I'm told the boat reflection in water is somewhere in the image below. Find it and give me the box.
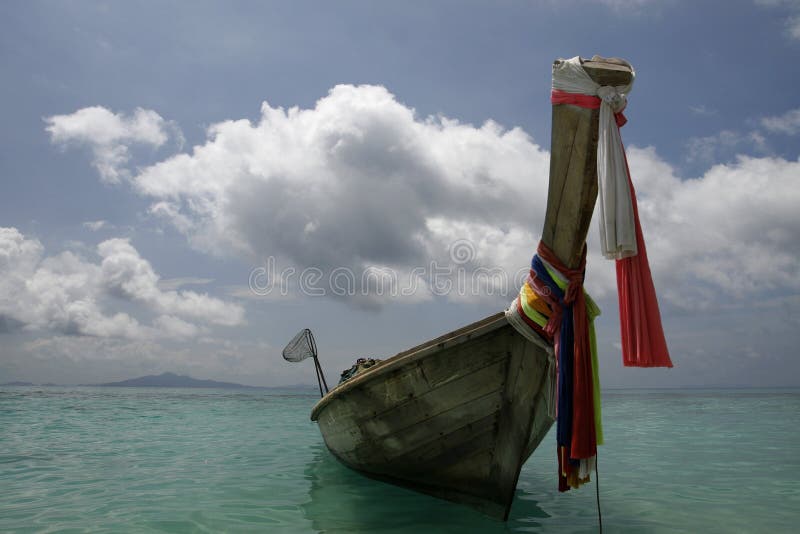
[301,445,551,532]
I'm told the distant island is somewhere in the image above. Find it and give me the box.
[91,372,259,389]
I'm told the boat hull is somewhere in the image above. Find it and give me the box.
[310,313,555,520]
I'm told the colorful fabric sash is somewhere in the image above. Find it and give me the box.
[508,241,602,490]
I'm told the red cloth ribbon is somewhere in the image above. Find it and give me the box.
[616,150,672,367]
[551,89,628,127]
[550,89,672,369]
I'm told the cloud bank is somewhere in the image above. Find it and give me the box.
[132,84,551,305]
[0,227,244,339]
[47,86,800,312]
[45,106,182,184]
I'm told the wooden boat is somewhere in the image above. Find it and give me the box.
[310,312,555,520]
[307,57,634,520]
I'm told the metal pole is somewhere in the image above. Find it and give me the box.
[313,359,324,398]
[307,331,329,394]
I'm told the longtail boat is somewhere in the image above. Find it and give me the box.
[289,57,645,520]
[310,312,554,519]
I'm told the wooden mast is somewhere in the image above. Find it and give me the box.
[540,57,634,269]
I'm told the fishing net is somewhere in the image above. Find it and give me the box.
[282,328,315,362]
[283,328,329,395]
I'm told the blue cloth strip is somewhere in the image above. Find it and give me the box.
[531,255,574,456]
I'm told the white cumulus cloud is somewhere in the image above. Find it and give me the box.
[52,85,800,313]
[97,238,243,326]
[132,84,550,305]
[0,227,244,339]
[761,107,800,135]
[623,148,800,307]
[45,106,182,184]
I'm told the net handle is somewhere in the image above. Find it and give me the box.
[306,330,329,396]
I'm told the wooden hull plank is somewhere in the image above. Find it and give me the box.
[364,390,503,462]
[319,357,506,457]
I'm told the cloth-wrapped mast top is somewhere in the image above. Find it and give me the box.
[552,56,637,260]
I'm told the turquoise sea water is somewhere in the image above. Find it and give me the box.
[1,386,798,533]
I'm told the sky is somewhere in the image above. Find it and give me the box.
[1,0,799,388]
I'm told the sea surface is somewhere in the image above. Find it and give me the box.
[1,386,798,533]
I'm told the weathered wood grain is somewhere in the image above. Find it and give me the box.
[311,313,508,420]
[378,393,501,462]
[542,57,633,268]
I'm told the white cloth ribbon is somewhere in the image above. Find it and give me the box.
[552,57,637,260]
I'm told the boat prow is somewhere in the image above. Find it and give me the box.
[310,312,555,519]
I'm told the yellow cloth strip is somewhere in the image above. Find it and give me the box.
[522,282,552,315]
[520,284,549,327]
[589,321,603,445]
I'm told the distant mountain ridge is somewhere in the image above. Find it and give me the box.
[93,372,259,389]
